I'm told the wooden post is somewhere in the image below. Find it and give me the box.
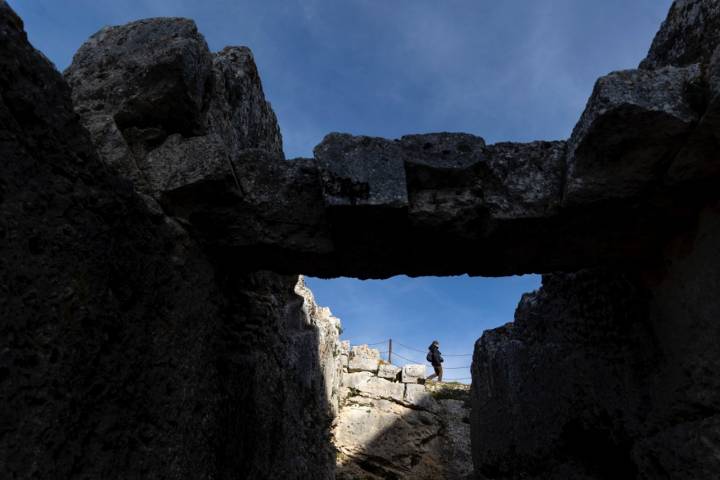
[388,338,392,364]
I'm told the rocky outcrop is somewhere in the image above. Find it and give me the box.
[0,5,334,479]
[333,344,473,479]
[564,63,701,205]
[64,18,282,198]
[469,3,720,478]
[640,0,720,70]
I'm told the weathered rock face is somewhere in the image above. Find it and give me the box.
[469,3,720,478]
[471,271,658,479]
[638,0,720,189]
[55,5,720,281]
[64,18,282,198]
[63,17,335,273]
[158,123,713,278]
[564,63,701,205]
[0,5,334,479]
[294,276,343,416]
[640,0,720,70]
[59,16,718,279]
[471,205,720,479]
[633,204,720,479]
[333,345,473,479]
[207,273,337,480]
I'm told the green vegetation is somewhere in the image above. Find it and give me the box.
[427,382,471,404]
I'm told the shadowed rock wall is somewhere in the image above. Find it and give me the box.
[0,5,334,479]
[472,270,658,479]
[470,2,720,478]
[471,205,720,479]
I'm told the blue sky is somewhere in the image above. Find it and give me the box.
[14,0,674,381]
[305,275,541,381]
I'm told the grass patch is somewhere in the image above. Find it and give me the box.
[427,382,471,403]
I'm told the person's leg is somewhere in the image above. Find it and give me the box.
[427,370,437,380]
[437,365,443,382]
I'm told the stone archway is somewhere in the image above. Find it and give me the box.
[1,1,719,478]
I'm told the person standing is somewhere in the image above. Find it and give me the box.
[426,340,444,382]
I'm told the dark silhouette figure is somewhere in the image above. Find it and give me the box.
[426,340,444,382]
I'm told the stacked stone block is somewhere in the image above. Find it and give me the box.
[339,344,432,406]
[333,343,473,479]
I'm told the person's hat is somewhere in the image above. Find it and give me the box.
[432,340,439,345]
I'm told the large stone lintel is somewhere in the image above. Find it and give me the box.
[64,11,720,280]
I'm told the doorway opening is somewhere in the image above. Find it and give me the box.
[306,274,540,383]
[302,274,540,479]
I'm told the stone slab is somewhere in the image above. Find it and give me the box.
[401,364,426,383]
[377,363,401,380]
[342,371,373,389]
[348,356,379,373]
[357,377,405,402]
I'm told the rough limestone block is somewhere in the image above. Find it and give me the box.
[338,386,351,403]
[350,344,380,359]
[564,64,701,205]
[357,377,405,402]
[315,132,487,209]
[404,383,426,402]
[401,364,426,383]
[377,363,401,380]
[342,371,373,389]
[404,384,439,411]
[404,383,427,403]
[348,344,380,372]
[340,354,349,369]
[314,133,408,207]
[348,356,379,373]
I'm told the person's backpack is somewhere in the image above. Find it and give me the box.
[426,351,433,362]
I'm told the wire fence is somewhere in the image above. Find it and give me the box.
[394,341,473,357]
[344,338,474,382]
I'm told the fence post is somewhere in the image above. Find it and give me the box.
[388,338,392,364]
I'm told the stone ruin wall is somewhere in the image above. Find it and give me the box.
[334,343,473,480]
